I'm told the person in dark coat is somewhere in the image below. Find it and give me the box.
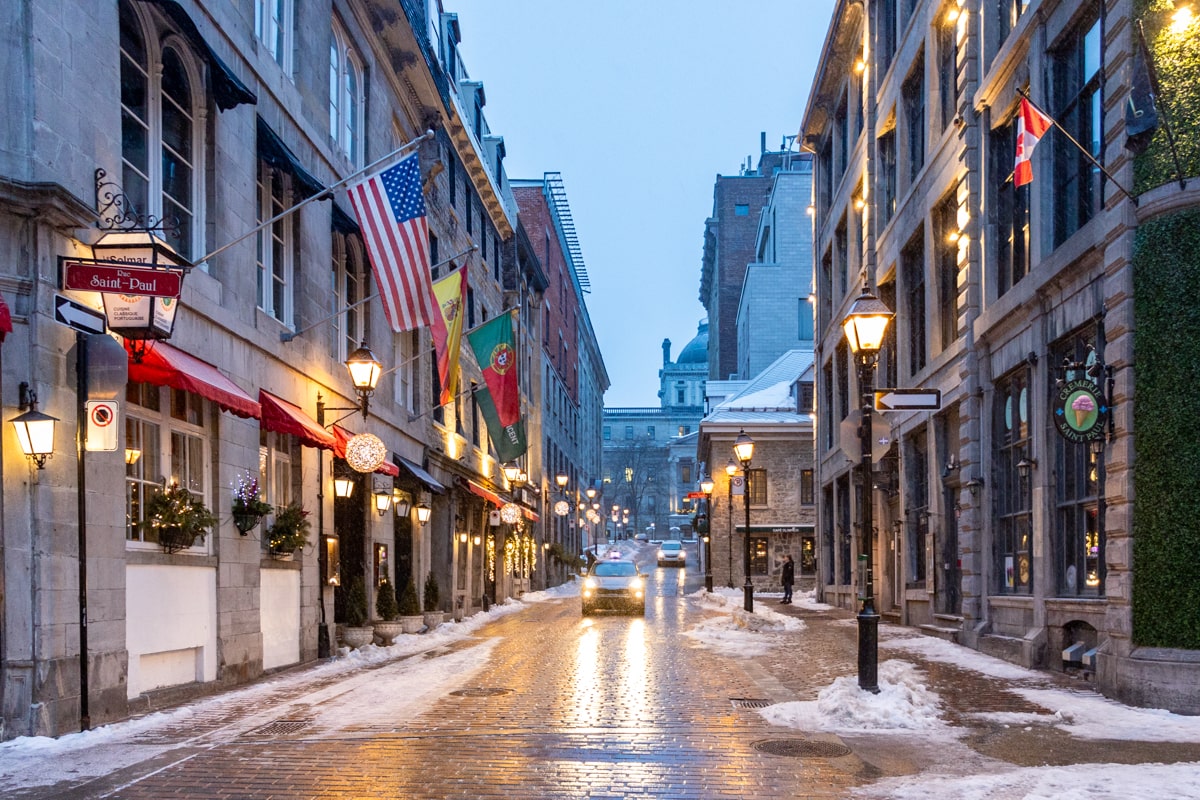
[781,555,795,604]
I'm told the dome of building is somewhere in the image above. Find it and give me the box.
[676,321,708,365]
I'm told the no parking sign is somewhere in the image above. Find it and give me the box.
[85,400,119,452]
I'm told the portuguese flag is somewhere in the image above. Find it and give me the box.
[466,310,527,462]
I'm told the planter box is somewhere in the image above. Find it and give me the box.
[423,611,443,631]
[400,615,425,635]
[372,620,404,645]
[339,625,374,649]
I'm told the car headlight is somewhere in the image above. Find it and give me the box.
[657,550,665,559]
[583,577,597,589]
[630,577,644,590]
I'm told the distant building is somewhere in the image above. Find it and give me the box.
[602,322,708,537]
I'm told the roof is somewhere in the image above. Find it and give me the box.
[676,321,708,364]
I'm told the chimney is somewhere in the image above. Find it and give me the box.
[761,131,767,154]
[662,338,672,366]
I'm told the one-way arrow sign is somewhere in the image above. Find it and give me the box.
[875,388,942,411]
[54,294,106,335]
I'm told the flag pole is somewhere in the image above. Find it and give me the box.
[281,246,475,343]
[1017,89,1138,205]
[1136,21,1187,191]
[195,129,436,269]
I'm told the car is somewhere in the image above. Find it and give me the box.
[581,559,645,615]
[657,539,686,568]
[634,532,648,542]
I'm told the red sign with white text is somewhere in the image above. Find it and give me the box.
[63,261,181,298]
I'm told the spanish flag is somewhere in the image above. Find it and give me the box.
[431,265,467,407]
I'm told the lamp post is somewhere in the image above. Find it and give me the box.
[700,474,714,592]
[733,429,755,612]
[842,284,894,694]
[725,458,737,588]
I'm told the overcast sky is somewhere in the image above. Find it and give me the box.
[447,0,837,406]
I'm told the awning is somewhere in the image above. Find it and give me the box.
[521,506,539,522]
[396,455,446,494]
[462,478,502,507]
[127,340,260,419]
[331,425,400,476]
[259,390,335,450]
[144,1,256,111]
[257,116,325,200]
[0,295,11,343]
[331,200,360,234]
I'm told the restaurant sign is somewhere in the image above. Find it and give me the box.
[63,260,181,298]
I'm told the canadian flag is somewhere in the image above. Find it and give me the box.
[1014,97,1054,187]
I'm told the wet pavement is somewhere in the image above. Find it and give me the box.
[8,541,1200,799]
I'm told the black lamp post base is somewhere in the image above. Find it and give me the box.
[317,622,331,659]
[743,581,754,613]
[705,574,713,592]
[856,601,880,693]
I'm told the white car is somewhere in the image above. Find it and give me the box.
[581,559,645,615]
[657,540,686,568]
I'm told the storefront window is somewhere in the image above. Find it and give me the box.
[993,367,1033,592]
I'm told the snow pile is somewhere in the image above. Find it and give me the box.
[759,660,953,736]
[882,634,1039,680]
[1002,688,1200,743]
[690,588,805,631]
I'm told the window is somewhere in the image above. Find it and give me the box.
[937,8,958,133]
[125,382,210,551]
[255,0,292,72]
[905,432,929,583]
[257,161,296,324]
[798,297,815,340]
[1051,3,1103,246]
[258,430,297,542]
[734,204,750,216]
[329,21,363,165]
[902,231,926,376]
[999,0,1031,48]
[625,425,634,440]
[676,387,686,404]
[750,537,769,575]
[903,54,926,185]
[994,367,1033,593]
[679,425,691,436]
[119,0,204,260]
[991,114,1030,296]
[878,127,897,226]
[603,426,611,441]
[935,192,960,352]
[1052,328,1104,596]
[429,230,439,277]
[331,233,369,362]
[748,468,768,505]
[800,470,815,505]
[647,425,655,438]
[680,464,691,485]
[877,0,897,74]
[448,156,457,208]
[395,329,418,415]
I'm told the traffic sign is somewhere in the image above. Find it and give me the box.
[54,294,106,335]
[85,400,119,452]
[874,388,942,411]
[63,260,181,298]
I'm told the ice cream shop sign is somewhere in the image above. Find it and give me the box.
[1053,377,1108,443]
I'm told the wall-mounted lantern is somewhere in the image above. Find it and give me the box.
[11,382,58,469]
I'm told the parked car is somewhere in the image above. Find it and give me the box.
[581,559,645,616]
[657,540,686,568]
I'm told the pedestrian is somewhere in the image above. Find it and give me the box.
[781,555,794,604]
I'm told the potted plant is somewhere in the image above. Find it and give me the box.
[372,578,403,645]
[423,571,443,630]
[339,577,373,649]
[231,472,272,534]
[397,576,424,634]
[139,482,218,554]
[266,501,311,558]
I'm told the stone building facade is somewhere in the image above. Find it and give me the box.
[803,0,1200,712]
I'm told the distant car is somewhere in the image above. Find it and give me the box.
[581,559,645,615]
[657,540,686,568]
[634,532,648,542]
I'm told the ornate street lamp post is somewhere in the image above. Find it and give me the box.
[725,459,737,588]
[733,429,755,612]
[842,285,894,693]
[699,474,715,592]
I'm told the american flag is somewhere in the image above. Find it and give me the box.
[347,153,436,332]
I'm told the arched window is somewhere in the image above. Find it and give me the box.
[331,232,370,361]
[329,21,364,165]
[118,0,205,260]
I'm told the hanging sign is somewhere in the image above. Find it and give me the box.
[1053,378,1107,443]
[63,261,181,298]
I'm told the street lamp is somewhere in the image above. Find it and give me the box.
[10,383,58,470]
[555,472,569,490]
[733,429,755,612]
[725,458,737,588]
[699,474,715,592]
[842,284,894,694]
[344,341,382,418]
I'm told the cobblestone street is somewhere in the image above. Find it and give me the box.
[6,545,1200,799]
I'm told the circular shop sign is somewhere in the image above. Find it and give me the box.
[1053,378,1107,442]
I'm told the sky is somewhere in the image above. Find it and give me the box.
[445,0,838,406]
[5,575,1200,797]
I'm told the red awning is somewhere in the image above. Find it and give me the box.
[0,295,11,343]
[259,390,335,450]
[331,425,400,476]
[522,506,539,522]
[463,478,502,507]
[126,340,260,419]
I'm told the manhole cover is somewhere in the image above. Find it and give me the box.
[243,719,312,737]
[731,698,771,709]
[449,687,513,697]
[753,739,853,758]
